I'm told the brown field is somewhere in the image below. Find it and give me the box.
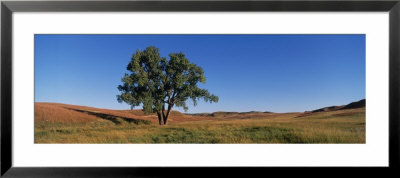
[35,102,366,143]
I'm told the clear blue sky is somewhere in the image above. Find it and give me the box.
[35,34,365,113]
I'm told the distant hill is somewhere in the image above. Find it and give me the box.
[310,99,365,113]
[341,99,366,110]
[35,99,365,125]
[186,110,273,117]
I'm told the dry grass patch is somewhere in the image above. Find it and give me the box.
[35,103,365,144]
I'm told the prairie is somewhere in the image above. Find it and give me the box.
[34,102,365,143]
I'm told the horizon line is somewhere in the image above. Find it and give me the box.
[34,98,365,114]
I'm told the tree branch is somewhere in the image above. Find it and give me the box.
[170,90,178,104]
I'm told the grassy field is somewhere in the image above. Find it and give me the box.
[34,102,365,143]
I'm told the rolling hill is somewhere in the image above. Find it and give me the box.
[310,99,365,113]
[35,99,366,125]
[34,100,366,143]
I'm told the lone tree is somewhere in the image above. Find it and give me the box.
[117,46,218,125]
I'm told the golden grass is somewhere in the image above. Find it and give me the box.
[34,102,365,144]
[35,103,99,124]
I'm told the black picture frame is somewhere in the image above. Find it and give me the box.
[1,0,399,177]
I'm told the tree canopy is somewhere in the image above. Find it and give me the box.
[117,46,218,125]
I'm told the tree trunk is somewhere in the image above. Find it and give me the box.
[156,111,163,125]
[161,105,167,126]
[163,104,173,125]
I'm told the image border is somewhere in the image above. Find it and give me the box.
[1,0,399,177]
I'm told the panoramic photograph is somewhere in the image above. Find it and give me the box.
[34,34,365,143]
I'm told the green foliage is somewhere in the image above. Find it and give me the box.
[117,46,218,124]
